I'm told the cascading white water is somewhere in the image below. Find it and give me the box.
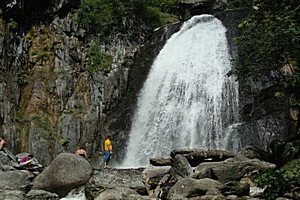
[121,15,240,168]
[60,186,86,200]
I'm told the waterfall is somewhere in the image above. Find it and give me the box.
[121,15,240,168]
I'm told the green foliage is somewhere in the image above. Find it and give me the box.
[138,0,179,16]
[231,0,300,76]
[76,0,179,35]
[16,69,29,86]
[86,42,113,72]
[285,142,300,153]
[254,159,300,199]
[58,137,70,146]
[131,0,180,28]
[229,0,300,109]
[7,18,18,29]
[31,115,52,132]
[227,0,253,9]
[76,0,120,35]
[36,50,47,61]
[142,6,162,29]
[63,108,74,114]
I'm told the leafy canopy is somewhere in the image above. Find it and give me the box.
[76,0,180,36]
[229,0,300,108]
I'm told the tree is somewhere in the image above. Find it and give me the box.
[231,0,300,113]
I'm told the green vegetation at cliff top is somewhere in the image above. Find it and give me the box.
[76,0,179,36]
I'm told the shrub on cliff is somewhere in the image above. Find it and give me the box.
[76,0,179,36]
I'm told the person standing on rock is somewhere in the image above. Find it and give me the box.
[103,135,113,169]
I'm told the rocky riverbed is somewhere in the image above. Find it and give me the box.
[1,146,299,200]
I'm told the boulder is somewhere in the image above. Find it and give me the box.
[0,190,26,200]
[0,170,32,190]
[189,194,227,199]
[237,146,274,163]
[31,153,92,197]
[94,187,153,200]
[0,148,16,165]
[0,151,11,165]
[170,154,193,179]
[152,174,171,199]
[142,166,170,195]
[249,186,265,198]
[167,177,222,199]
[26,189,60,200]
[86,168,146,199]
[171,148,234,166]
[149,158,172,166]
[193,157,276,183]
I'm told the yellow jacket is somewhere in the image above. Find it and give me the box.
[104,139,112,151]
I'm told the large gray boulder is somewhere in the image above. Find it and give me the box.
[193,156,276,183]
[167,177,222,199]
[170,154,193,179]
[86,168,145,199]
[0,190,26,200]
[31,153,92,197]
[0,170,32,190]
[94,187,153,200]
[171,148,234,166]
[143,166,170,196]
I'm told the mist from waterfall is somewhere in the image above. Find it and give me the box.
[121,15,240,168]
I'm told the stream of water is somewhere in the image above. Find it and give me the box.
[121,15,240,168]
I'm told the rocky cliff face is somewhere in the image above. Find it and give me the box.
[0,0,148,166]
[216,10,296,153]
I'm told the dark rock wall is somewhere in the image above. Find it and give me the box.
[216,10,294,152]
[0,0,148,166]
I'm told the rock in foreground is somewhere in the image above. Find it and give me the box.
[32,153,92,197]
